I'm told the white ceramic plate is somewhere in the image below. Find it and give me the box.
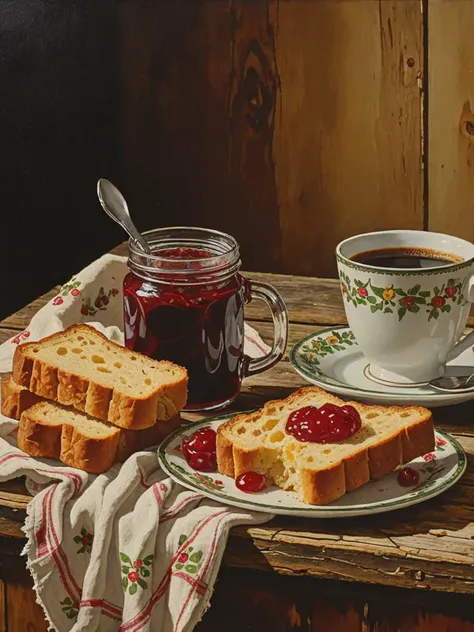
[158,415,466,518]
[290,326,474,407]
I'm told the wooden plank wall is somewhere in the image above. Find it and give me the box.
[428,0,474,239]
[115,0,474,277]
[116,0,423,278]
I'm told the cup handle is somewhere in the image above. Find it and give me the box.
[446,276,474,363]
[242,280,289,377]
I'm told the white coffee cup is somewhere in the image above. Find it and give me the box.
[336,230,474,386]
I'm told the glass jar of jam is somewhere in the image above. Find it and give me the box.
[123,227,288,411]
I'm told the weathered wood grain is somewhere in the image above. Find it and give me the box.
[4,573,48,632]
[269,0,423,277]
[115,0,423,278]
[428,0,474,241]
[0,329,22,347]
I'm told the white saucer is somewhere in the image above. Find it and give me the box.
[290,326,474,407]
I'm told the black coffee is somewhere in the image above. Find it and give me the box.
[350,247,464,269]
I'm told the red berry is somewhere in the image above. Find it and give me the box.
[186,428,216,453]
[128,571,139,582]
[445,286,457,297]
[357,287,368,297]
[397,467,419,487]
[188,452,216,472]
[432,296,445,308]
[178,553,189,563]
[81,305,88,315]
[401,296,414,308]
[71,288,80,296]
[182,429,217,471]
[134,559,143,568]
[53,297,64,306]
[82,534,92,546]
[236,471,266,493]
[286,404,361,444]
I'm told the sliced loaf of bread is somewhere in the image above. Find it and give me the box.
[1,374,43,420]
[216,386,434,505]
[12,324,188,429]
[17,400,182,473]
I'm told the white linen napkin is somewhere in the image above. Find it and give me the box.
[0,254,273,632]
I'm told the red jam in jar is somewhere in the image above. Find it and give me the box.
[182,427,217,472]
[123,228,248,411]
[285,404,362,443]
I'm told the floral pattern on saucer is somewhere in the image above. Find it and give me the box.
[291,325,474,407]
[339,270,465,321]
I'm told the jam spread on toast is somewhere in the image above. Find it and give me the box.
[285,404,362,443]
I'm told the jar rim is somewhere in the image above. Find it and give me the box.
[128,226,239,261]
[127,226,241,284]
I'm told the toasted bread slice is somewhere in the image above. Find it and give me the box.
[216,386,434,505]
[12,324,188,429]
[1,374,43,420]
[17,400,182,473]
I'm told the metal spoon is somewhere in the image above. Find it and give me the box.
[429,373,474,392]
[97,179,152,254]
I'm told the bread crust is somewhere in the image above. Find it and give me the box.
[12,324,188,430]
[60,423,119,473]
[216,386,435,505]
[17,400,183,473]
[1,374,43,420]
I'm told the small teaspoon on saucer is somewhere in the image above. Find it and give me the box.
[429,374,474,393]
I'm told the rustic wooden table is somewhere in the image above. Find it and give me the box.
[1,252,474,631]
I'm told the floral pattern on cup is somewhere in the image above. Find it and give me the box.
[340,271,465,322]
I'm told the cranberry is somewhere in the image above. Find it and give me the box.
[236,471,266,493]
[82,535,92,546]
[184,428,216,454]
[397,467,420,487]
[285,404,361,444]
[445,286,457,298]
[357,288,368,297]
[133,559,143,568]
[187,452,216,472]
[178,552,189,563]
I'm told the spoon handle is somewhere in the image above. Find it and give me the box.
[97,179,152,255]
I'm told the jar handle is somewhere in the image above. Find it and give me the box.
[243,280,289,377]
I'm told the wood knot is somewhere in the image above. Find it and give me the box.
[231,39,277,135]
[459,101,474,139]
[407,57,415,68]
[413,570,425,581]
